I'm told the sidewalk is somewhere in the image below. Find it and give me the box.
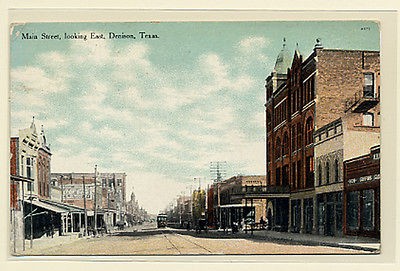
[11,233,93,256]
[174,227,380,253]
[248,230,380,252]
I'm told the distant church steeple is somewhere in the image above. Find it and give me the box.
[30,116,37,134]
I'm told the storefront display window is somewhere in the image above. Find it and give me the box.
[362,189,374,231]
[347,191,359,230]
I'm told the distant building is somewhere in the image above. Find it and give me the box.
[126,189,149,225]
[211,175,266,230]
[51,172,127,228]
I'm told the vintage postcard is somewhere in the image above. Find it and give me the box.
[9,20,382,256]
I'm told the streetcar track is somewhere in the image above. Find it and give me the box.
[162,228,213,254]
[162,231,181,254]
[174,233,213,253]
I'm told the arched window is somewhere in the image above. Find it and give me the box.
[318,164,322,186]
[326,161,330,184]
[275,137,281,159]
[297,123,302,148]
[267,111,272,131]
[291,126,296,152]
[334,159,339,182]
[306,117,314,145]
[283,132,289,156]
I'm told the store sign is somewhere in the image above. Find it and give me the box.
[347,174,380,185]
[63,184,94,200]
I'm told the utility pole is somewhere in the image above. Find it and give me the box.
[30,182,33,248]
[94,165,97,236]
[22,181,25,251]
[60,175,64,203]
[12,178,16,254]
[107,182,110,231]
[83,176,88,236]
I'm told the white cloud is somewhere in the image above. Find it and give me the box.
[56,135,80,145]
[11,66,67,93]
[52,148,99,172]
[99,126,124,139]
[11,30,268,214]
[238,36,269,53]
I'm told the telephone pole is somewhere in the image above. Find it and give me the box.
[83,176,88,236]
[30,182,33,248]
[94,165,98,236]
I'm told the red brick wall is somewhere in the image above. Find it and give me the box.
[315,49,380,129]
[10,138,18,175]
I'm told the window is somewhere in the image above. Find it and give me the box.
[297,160,302,189]
[297,123,302,149]
[109,179,115,188]
[347,191,359,230]
[336,193,343,234]
[362,189,375,231]
[363,73,374,98]
[267,111,272,131]
[306,117,314,145]
[318,164,322,186]
[292,162,296,188]
[21,155,24,177]
[306,156,314,188]
[282,165,289,187]
[363,113,374,126]
[275,137,281,159]
[326,161,330,184]
[276,167,281,186]
[291,126,296,153]
[283,132,289,156]
[26,157,32,179]
[267,142,271,162]
[334,159,339,182]
[310,75,315,100]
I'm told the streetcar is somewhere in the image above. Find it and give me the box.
[157,214,168,228]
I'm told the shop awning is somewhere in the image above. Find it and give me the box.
[219,204,246,208]
[30,200,68,214]
[41,199,84,213]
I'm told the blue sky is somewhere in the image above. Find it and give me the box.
[10,21,379,214]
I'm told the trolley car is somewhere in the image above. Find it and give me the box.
[157,214,167,228]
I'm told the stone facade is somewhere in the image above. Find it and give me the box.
[17,118,52,199]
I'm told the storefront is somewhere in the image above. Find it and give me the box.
[343,146,380,238]
[316,192,343,236]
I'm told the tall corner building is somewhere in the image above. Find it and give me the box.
[265,39,380,236]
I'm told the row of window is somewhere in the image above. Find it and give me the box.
[317,159,340,186]
[267,117,314,162]
[290,75,315,115]
[347,189,376,231]
[101,178,123,188]
[267,76,316,130]
[285,188,376,235]
[269,155,314,190]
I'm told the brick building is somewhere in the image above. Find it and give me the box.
[51,172,127,228]
[265,39,380,235]
[13,118,52,199]
[213,175,266,230]
[344,146,380,238]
